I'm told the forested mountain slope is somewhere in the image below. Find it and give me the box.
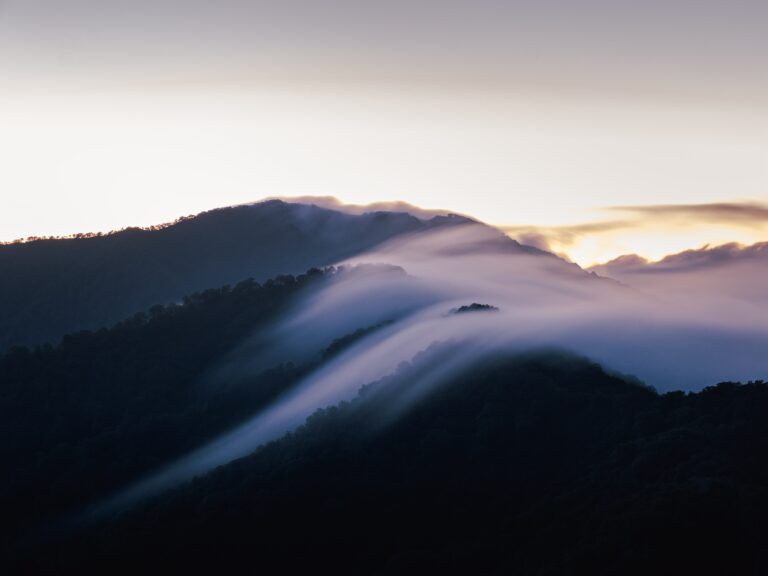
[0,200,466,349]
[0,267,334,553]
[10,346,768,575]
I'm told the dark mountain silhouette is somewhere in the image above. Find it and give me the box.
[0,268,333,554]
[10,342,768,575]
[3,203,767,575]
[2,266,768,575]
[0,200,468,350]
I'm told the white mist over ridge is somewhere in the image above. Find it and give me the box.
[262,196,458,221]
[590,241,768,308]
[98,221,768,513]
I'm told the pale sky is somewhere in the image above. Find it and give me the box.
[1,0,766,265]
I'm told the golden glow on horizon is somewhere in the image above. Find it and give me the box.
[2,0,768,267]
[1,86,766,266]
[539,225,768,267]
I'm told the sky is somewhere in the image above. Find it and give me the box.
[1,0,766,265]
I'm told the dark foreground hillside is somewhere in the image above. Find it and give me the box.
[0,267,335,557]
[8,344,768,575]
[0,200,464,350]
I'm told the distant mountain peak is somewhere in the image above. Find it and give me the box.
[591,241,768,277]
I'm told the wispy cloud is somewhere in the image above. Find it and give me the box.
[501,220,635,252]
[607,202,768,227]
[102,219,768,510]
[502,201,768,261]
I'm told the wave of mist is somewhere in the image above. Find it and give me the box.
[95,221,768,515]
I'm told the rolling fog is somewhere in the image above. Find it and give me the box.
[97,221,768,513]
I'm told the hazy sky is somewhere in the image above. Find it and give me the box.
[1,0,766,264]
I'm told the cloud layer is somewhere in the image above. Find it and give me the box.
[96,221,768,513]
[608,202,768,227]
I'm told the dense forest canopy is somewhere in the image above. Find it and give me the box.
[0,268,332,552]
[2,264,768,574]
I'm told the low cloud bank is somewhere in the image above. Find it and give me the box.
[97,221,768,512]
[591,241,768,307]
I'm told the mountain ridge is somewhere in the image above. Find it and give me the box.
[0,200,474,350]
